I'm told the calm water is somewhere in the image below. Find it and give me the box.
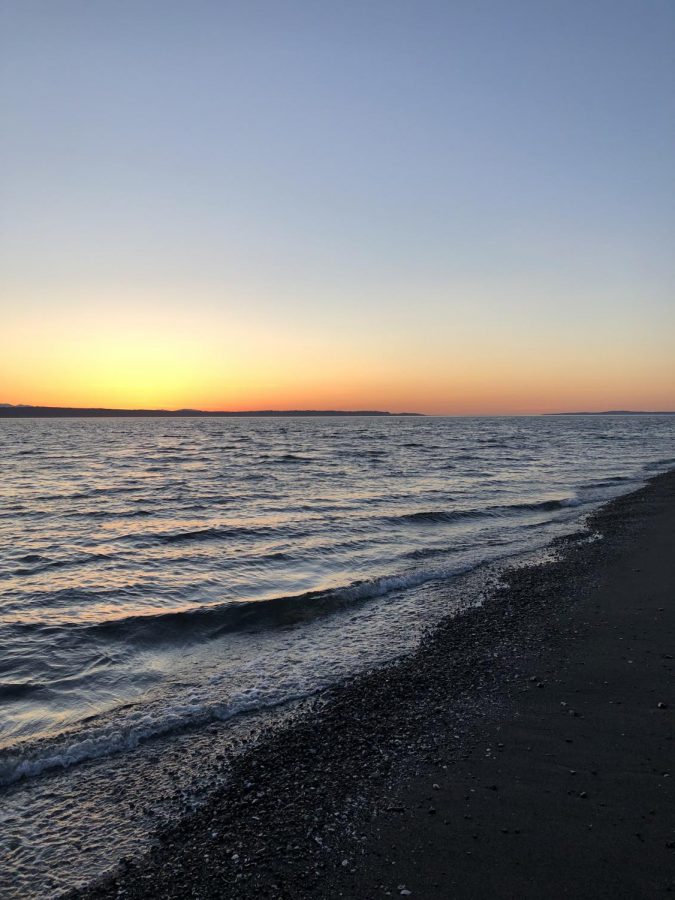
[1,414,673,896]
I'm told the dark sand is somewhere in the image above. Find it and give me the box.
[75,471,675,900]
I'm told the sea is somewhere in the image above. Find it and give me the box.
[1,414,673,897]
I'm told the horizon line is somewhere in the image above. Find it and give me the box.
[1,404,674,419]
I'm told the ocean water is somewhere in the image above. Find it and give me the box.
[1,414,674,896]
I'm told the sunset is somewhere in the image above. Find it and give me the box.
[2,283,674,413]
[1,3,674,899]
[2,2,673,414]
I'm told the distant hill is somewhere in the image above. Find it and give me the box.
[545,410,674,416]
[0,404,423,418]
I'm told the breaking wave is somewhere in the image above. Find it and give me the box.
[388,497,580,526]
[36,564,478,649]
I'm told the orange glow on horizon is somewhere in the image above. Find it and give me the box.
[2,296,673,416]
[4,364,674,417]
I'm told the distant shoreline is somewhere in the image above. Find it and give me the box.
[545,410,674,416]
[0,405,423,418]
[1,405,673,419]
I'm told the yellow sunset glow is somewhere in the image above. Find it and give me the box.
[2,290,673,415]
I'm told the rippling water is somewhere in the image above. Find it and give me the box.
[1,414,674,896]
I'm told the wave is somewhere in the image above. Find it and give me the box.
[504,498,580,512]
[68,508,153,519]
[388,497,580,527]
[586,475,633,488]
[0,691,298,786]
[11,553,112,578]
[32,485,141,503]
[156,525,271,544]
[12,559,69,577]
[390,509,486,525]
[404,545,455,561]
[0,560,486,785]
[644,457,675,472]
[40,560,482,650]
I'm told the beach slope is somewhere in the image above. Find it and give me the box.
[332,472,675,898]
[76,471,675,899]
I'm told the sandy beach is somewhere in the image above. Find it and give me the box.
[72,469,675,899]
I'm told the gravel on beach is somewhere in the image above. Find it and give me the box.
[73,470,675,900]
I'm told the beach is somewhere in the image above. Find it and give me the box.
[73,469,675,899]
[4,2,674,896]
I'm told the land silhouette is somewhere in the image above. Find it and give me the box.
[0,404,422,418]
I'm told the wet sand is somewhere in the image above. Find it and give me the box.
[75,470,675,899]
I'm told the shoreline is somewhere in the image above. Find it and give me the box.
[0,406,421,418]
[74,470,675,899]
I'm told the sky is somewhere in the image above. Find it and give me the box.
[1,0,674,414]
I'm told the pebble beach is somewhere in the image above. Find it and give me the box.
[73,470,675,899]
